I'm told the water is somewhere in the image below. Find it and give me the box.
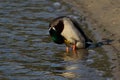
[0,0,113,80]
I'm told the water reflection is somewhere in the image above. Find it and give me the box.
[50,49,88,78]
[63,49,88,61]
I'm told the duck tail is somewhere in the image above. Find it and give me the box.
[86,39,113,49]
[85,39,93,48]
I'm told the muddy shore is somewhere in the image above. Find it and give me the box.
[63,0,120,80]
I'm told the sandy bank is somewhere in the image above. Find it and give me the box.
[63,0,120,80]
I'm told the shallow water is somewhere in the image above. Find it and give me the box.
[0,0,113,80]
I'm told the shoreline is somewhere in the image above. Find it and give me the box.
[63,0,120,80]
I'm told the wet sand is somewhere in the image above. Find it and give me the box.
[63,0,120,80]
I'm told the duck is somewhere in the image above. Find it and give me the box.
[49,16,92,53]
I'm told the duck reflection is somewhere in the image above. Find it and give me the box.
[63,49,88,61]
[51,49,89,78]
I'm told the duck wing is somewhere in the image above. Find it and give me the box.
[69,17,93,47]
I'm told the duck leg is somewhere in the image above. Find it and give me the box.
[72,44,77,53]
[66,46,69,53]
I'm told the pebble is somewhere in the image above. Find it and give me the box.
[53,2,61,9]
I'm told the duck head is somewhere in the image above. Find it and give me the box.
[49,16,65,44]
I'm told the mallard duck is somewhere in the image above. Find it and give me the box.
[49,16,92,52]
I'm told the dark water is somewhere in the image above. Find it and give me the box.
[0,0,113,80]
